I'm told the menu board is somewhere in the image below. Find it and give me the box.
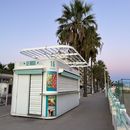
[47,71,57,91]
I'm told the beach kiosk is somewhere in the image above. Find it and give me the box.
[11,45,87,119]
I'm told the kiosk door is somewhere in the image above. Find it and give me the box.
[16,75,30,115]
[28,75,43,115]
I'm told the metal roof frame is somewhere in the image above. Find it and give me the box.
[20,45,87,68]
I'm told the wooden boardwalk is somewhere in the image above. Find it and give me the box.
[0,92,114,130]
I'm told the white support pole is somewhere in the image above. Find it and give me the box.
[104,70,107,97]
[107,76,109,94]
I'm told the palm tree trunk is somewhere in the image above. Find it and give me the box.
[96,80,98,92]
[91,58,94,94]
[97,80,99,92]
[83,67,87,97]
[93,78,96,93]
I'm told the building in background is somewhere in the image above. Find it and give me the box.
[0,74,13,105]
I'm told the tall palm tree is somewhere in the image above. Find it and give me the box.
[56,0,97,97]
[86,27,102,93]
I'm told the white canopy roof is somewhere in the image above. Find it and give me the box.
[20,45,87,68]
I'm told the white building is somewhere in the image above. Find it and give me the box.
[0,74,13,105]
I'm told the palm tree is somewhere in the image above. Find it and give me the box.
[56,0,97,97]
[92,60,110,91]
[86,27,102,93]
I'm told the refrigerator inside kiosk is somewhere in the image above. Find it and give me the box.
[11,45,87,119]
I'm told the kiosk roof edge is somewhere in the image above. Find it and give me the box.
[20,45,87,68]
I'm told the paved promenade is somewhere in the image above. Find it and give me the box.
[0,92,114,130]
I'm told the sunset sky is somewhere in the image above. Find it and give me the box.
[0,0,130,80]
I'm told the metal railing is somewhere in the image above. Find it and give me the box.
[108,88,130,130]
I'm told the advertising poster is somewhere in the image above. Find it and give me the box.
[47,71,57,91]
[46,96,56,117]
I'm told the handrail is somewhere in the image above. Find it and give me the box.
[108,88,130,130]
[122,111,130,126]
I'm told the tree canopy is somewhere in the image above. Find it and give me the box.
[56,0,110,95]
[0,62,14,74]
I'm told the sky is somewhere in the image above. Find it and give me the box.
[0,0,130,80]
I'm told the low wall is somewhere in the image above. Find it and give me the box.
[108,88,130,130]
